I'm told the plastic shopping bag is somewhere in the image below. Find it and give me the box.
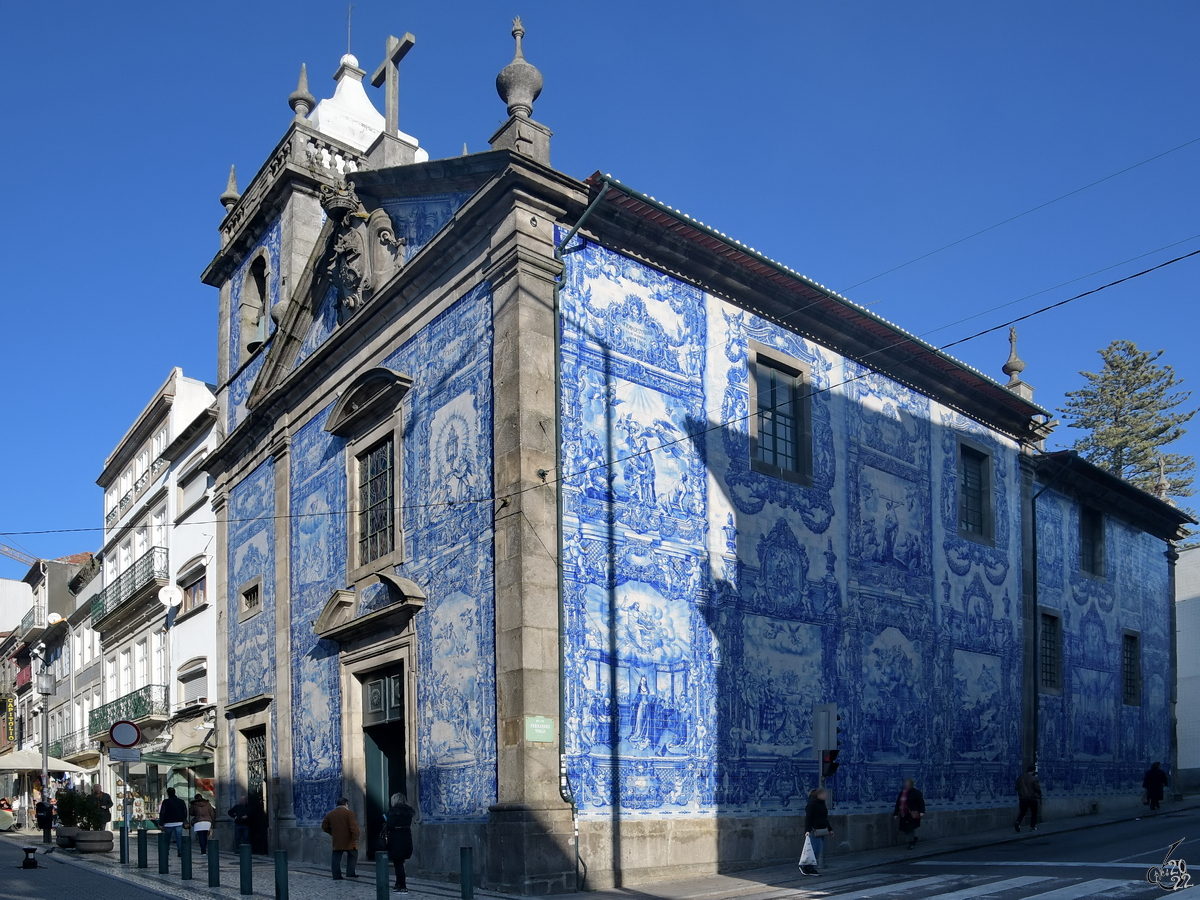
[799,834,817,868]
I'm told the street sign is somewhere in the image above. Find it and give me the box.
[109,720,141,748]
[109,747,141,762]
[524,715,555,743]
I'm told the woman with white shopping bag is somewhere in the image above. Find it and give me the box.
[800,787,832,876]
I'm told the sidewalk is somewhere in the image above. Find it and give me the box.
[8,800,1197,900]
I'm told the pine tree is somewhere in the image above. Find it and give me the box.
[1062,340,1195,498]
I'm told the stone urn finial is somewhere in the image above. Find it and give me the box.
[496,16,543,119]
[289,63,316,118]
[220,165,241,212]
[1002,326,1026,385]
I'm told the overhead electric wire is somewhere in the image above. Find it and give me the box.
[5,243,1196,542]
[838,134,1200,295]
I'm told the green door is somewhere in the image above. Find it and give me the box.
[362,665,406,859]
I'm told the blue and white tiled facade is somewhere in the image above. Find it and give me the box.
[228,217,282,432]
[557,235,1165,823]
[1035,489,1172,797]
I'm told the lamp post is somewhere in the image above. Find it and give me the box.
[31,642,52,845]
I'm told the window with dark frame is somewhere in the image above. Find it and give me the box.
[752,353,809,479]
[1122,632,1141,705]
[242,583,260,614]
[358,437,395,567]
[959,445,989,537]
[1080,506,1105,576]
[182,574,206,613]
[1040,612,1061,691]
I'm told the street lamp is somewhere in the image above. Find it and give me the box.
[30,642,53,845]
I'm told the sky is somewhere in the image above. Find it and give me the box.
[1,2,1197,578]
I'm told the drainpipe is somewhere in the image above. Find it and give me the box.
[1029,450,1076,771]
[551,182,609,887]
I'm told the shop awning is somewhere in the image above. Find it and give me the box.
[139,751,211,768]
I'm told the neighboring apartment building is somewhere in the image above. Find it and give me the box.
[91,368,219,822]
[1176,545,1200,793]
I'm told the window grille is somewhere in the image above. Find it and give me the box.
[1040,612,1061,691]
[1122,633,1140,705]
[959,446,988,536]
[358,438,395,566]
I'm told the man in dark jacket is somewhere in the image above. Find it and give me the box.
[1143,762,1169,811]
[801,788,833,876]
[228,795,252,849]
[159,788,189,855]
[1014,766,1042,832]
[322,797,361,880]
[893,778,925,849]
[384,793,416,892]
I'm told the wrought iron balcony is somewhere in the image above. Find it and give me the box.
[90,547,169,625]
[60,728,99,759]
[48,739,62,759]
[118,489,134,512]
[89,684,169,737]
[20,603,46,641]
[134,470,150,494]
[15,665,31,690]
[151,456,167,476]
[105,507,118,527]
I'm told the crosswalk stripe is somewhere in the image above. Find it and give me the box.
[818,876,959,898]
[917,876,1052,900]
[1015,879,1132,900]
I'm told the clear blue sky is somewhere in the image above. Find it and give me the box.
[1,2,1197,578]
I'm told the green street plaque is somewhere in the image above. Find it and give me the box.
[524,715,555,743]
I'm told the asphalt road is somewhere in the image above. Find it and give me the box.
[825,807,1199,898]
[0,837,175,900]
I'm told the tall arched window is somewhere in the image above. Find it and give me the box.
[240,254,269,360]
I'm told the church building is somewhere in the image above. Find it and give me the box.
[202,21,1192,892]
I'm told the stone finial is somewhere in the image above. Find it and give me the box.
[220,165,240,212]
[289,63,316,119]
[496,16,543,118]
[1155,457,1171,502]
[1002,327,1026,385]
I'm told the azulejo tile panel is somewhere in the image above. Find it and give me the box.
[382,282,497,823]
[1036,489,1172,797]
[560,236,1033,819]
[227,458,277,703]
[289,404,348,824]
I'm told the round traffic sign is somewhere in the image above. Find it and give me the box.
[109,720,141,748]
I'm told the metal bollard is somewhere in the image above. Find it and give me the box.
[240,842,253,895]
[376,851,390,900]
[119,824,128,864]
[137,828,148,868]
[208,837,221,887]
[158,831,170,874]
[275,850,289,900]
[182,833,193,880]
[461,846,474,900]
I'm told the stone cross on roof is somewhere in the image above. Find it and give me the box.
[371,33,415,137]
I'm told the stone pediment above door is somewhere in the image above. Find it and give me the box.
[314,573,427,644]
[248,180,405,408]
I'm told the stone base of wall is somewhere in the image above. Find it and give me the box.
[1173,768,1200,794]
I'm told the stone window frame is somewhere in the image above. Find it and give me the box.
[237,575,264,624]
[345,414,406,586]
[747,339,813,487]
[1079,505,1106,580]
[1121,628,1142,706]
[956,435,996,547]
[1038,606,1064,696]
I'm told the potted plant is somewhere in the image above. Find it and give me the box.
[73,793,114,853]
[55,789,81,847]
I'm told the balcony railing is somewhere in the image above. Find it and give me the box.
[48,739,63,759]
[89,684,169,737]
[118,489,134,512]
[20,603,46,640]
[151,455,167,477]
[15,665,31,690]
[60,728,98,759]
[105,507,118,527]
[90,547,169,624]
[134,470,150,494]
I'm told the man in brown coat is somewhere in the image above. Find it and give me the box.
[322,797,360,879]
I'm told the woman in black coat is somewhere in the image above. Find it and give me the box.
[384,793,416,892]
[893,778,926,849]
[801,788,832,876]
[1143,762,1169,811]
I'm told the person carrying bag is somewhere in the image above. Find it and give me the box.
[800,787,832,876]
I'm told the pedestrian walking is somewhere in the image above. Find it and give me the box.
[159,788,188,855]
[322,797,361,880]
[189,792,217,855]
[1014,765,1042,832]
[228,795,253,849]
[800,787,833,876]
[92,783,113,827]
[893,778,925,849]
[1143,761,1169,811]
[384,793,416,893]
